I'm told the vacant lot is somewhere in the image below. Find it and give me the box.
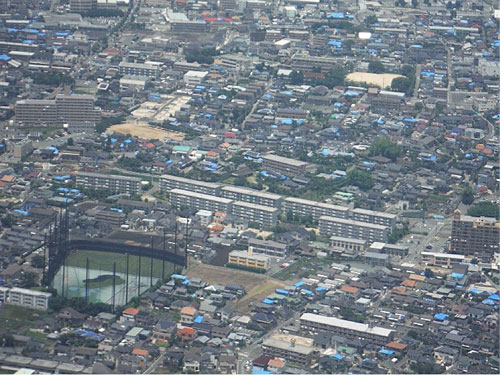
[273,256,331,281]
[108,122,184,141]
[346,72,404,88]
[185,263,285,313]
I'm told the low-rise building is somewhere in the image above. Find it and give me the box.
[248,238,288,258]
[4,287,52,311]
[421,252,465,268]
[262,337,318,366]
[228,249,270,270]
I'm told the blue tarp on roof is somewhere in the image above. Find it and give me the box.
[379,349,394,355]
[276,288,289,295]
[301,289,313,295]
[172,274,187,280]
[262,298,275,304]
[434,313,448,321]
[294,281,305,287]
[331,353,344,360]
[194,315,203,323]
[328,12,345,19]
[14,209,29,216]
[328,40,342,47]
[344,90,362,97]
[0,54,10,61]
[482,299,496,305]
[182,280,190,285]
[252,369,272,375]
[489,294,499,301]
[451,272,464,279]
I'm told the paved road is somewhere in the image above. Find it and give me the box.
[144,351,165,374]
[412,64,421,100]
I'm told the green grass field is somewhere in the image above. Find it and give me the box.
[0,305,48,332]
[66,250,175,280]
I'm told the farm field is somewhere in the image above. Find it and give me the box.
[108,122,184,141]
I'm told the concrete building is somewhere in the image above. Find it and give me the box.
[5,287,52,311]
[300,313,394,345]
[70,0,96,12]
[228,249,270,270]
[421,252,465,268]
[10,140,33,161]
[261,153,309,176]
[76,172,141,195]
[262,337,317,366]
[283,197,350,221]
[319,216,390,243]
[220,186,282,208]
[160,175,221,196]
[118,61,160,77]
[231,201,279,228]
[368,242,409,257]
[169,188,232,213]
[350,208,397,229]
[330,236,368,254]
[183,70,208,85]
[248,238,288,258]
[170,20,207,33]
[15,94,100,127]
[450,210,499,260]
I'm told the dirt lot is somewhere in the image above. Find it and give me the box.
[185,263,285,313]
[108,122,184,141]
[345,72,404,88]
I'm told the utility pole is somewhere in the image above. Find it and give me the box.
[85,257,89,303]
[112,262,116,313]
[125,253,129,303]
[150,236,154,288]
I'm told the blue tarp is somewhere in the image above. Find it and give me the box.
[14,209,29,216]
[434,313,448,321]
[331,353,344,360]
[194,315,204,323]
[482,299,496,305]
[262,298,275,304]
[294,281,305,287]
[172,274,187,280]
[328,12,345,19]
[379,349,394,355]
[276,288,289,295]
[0,54,10,61]
[451,272,464,279]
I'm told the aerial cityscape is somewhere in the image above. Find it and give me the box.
[0,0,498,373]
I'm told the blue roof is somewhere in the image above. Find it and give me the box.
[194,315,204,323]
[328,12,345,19]
[262,298,275,304]
[482,299,496,305]
[379,349,394,355]
[434,313,448,321]
[252,369,272,375]
[14,209,29,216]
[301,289,313,295]
[294,281,305,287]
[489,294,499,301]
[0,54,10,61]
[172,274,187,280]
[276,288,289,295]
[331,353,344,360]
[451,272,464,279]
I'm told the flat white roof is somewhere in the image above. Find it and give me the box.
[351,208,397,219]
[221,185,282,200]
[319,216,389,230]
[160,174,220,189]
[9,287,51,297]
[300,313,394,337]
[233,201,279,212]
[170,188,232,203]
[229,250,269,262]
[284,197,350,212]
[422,252,465,259]
[262,153,309,167]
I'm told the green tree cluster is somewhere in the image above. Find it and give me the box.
[346,169,374,190]
[31,72,74,86]
[49,296,113,315]
[184,47,217,65]
[369,137,401,161]
[467,201,499,219]
[368,61,385,73]
[461,185,475,205]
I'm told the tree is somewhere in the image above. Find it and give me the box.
[411,0,418,7]
[289,70,304,85]
[424,268,434,278]
[346,169,374,191]
[31,255,45,268]
[364,15,377,25]
[467,201,499,219]
[391,77,412,94]
[461,185,474,205]
[369,137,401,161]
[19,272,38,288]
[67,137,74,146]
[1,215,16,228]
[368,61,385,73]
[415,102,424,111]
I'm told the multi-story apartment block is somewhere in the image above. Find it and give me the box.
[450,210,499,260]
[300,313,394,345]
[118,61,160,77]
[76,172,141,195]
[6,287,52,310]
[170,20,207,33]
[231,201,279,228]
[15,94,100,127]
[70,0,96,12]
[261,154,309,177]
[319,216,390,243]
[248,238,288,258]
[169,189,233,213]
[220,186,282,208]
[351,208,397,229]
[160,174,221,196]
[262,337,318,366]
[228,249,270,270]
[283,197,350,221]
